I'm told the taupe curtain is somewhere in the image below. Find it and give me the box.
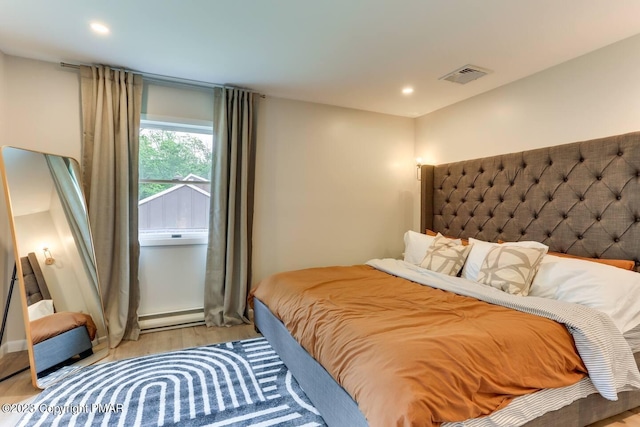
[79,65,143,347]
[204,87,257,326]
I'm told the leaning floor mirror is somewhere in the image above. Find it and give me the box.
[0,146,108,388]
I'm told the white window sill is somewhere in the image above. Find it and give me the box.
[139,233,208,247]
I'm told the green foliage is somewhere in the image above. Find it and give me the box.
[139,129,212,200]
[139,183,173,201]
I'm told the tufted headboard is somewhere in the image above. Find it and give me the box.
[21,252,51,306]
[420,131,640,266]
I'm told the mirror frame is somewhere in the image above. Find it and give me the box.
[0,146,109,388]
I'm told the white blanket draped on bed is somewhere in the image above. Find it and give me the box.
[366,258,640,427]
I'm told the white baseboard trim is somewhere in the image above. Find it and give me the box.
[139,308,205,333]
[0,339,27,355]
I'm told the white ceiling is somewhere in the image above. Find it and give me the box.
[1,0,640,118]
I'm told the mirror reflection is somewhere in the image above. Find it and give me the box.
[0,147,108,388]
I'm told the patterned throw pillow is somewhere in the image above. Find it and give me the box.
[477,246,547,296]
[420,234,473,276]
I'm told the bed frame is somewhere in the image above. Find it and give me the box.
[21,253,94,376]
[255,130,640,426]
[33,327,93,375]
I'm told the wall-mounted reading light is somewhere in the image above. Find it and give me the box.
[416,157,423,181]
[43,247,55,265]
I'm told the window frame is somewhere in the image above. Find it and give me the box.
[138,115,214,247]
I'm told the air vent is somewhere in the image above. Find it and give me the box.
[439,65,492,85]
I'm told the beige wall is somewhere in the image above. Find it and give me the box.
[0,50,7,273]
[253,97,416,283]
[0,56,81,341]
[142,81,213,123]
[0,49,5,144]
[8,29,639,304]
[0,55,419,295]
[0,49,18,348]
[4,56,81,159]
[0,55,81,349]
[415,33,640,164]
[138,82,214,320]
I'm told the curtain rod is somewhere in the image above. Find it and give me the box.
[60,62,265,97]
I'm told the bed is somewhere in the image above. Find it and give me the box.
[251,130,640,426]
[21,253,97,376]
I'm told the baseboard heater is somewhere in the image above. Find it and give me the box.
[138,307,205,333]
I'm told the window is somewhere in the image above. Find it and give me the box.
[138,117,213,246]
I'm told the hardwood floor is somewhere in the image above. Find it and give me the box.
[1,323,639,426]
[0,350,29,377]
[104,323,261,362]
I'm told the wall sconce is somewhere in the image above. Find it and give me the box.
[416,157,423,181]
[43,247,55,265]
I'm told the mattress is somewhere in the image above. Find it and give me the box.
[30,312,97,345]
[251,259,640,426]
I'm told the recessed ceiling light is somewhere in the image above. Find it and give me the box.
[402,87,414,95]
[90,22,110,35]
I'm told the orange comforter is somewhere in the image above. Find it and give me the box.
[250,265,587,426]
[30,312,97,345]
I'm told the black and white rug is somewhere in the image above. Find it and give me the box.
[17,337,327,426]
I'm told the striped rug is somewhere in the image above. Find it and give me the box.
[17,337,327,427]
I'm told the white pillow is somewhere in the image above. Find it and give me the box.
[530,255,640,333]
[28,299,54,321]
[461,238,549,281]
[403,230,461,265]
[404,231,436,264]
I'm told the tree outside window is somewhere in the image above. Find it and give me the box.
[138,124,213,241]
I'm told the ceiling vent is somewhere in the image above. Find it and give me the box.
[439,65,492,85]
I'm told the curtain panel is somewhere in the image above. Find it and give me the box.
[204,87,258,326]
[79,65,143,347]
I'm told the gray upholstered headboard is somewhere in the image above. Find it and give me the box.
[421,131,640,266]
[21,252,51,306]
